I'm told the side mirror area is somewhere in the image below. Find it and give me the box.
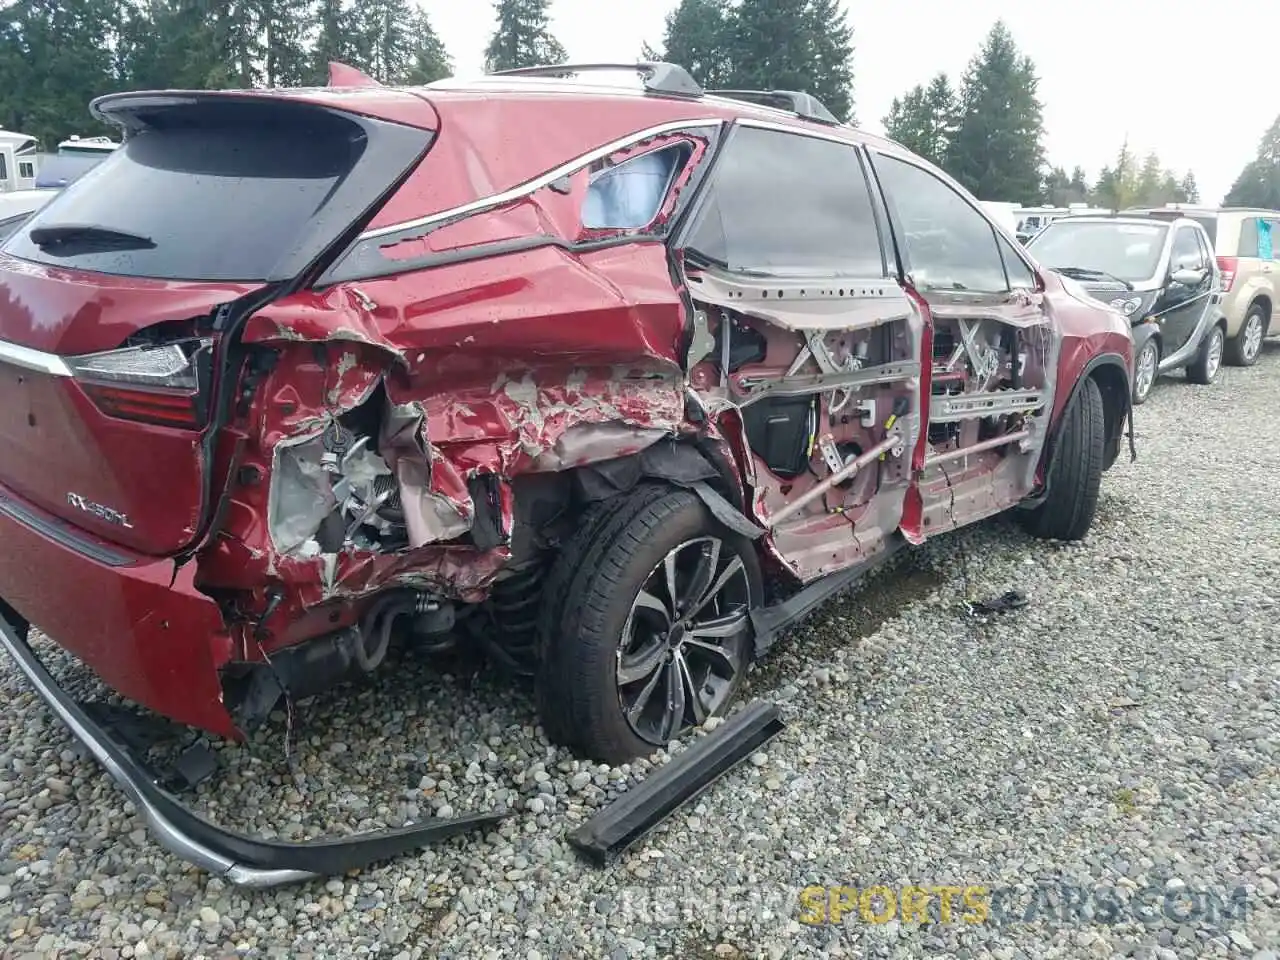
[1170,266,1205,287]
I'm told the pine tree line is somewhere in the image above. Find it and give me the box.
[646,0,855,123]
[881,22,1204,208]
[4,0,1277,210]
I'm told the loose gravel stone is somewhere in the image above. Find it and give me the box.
[1,352,1279,958]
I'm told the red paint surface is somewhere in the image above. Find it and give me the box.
[0,482,238,738]
[0,82,1134,738]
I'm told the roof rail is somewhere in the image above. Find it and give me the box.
[489,61,702,98]
[707,89,840,125]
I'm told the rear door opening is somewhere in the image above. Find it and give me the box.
[0,94,434,556]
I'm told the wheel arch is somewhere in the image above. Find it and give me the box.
[1023,353,1129,509]
[1248,294,1272,330]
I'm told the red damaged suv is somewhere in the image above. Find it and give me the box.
[0,64,1132,779]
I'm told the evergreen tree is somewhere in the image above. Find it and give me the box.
[651,0,732,88]
[484,0,567,73]
[883,73,956,168]
[945,21,1046,203]
[402,11,452,84]
[313,0,366,84]
[1224,115,1280,209]
[259,0,314,87]
[1135,152,1164,207]
[724,0,854,122]
[1090,140,1139,210]
[883,85,929,153]
[1179,171,1200,204]
[1043,165,1089,206]
[0,0,125,146]
[802,0,854,122]
[1091,142,1199,208]
[349,0,443,84]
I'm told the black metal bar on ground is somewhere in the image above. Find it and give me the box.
[0,616,505,888]
[565,701,785,867]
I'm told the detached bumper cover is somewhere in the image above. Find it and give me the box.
[0,617,504,887]
[0,487,240,739]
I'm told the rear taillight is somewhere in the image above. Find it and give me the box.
[65,339,211,429]
[1216,256,1237,293]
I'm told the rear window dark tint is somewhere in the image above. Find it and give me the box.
[4,100,430,283]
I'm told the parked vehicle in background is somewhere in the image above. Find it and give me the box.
[1015,206,1067,243]
[1015,204,1112,244]
[1027,214,1223,404]
[0,135,118,221]
[36,135,119,189]
[981,200,1021,236]
[0,58,1133,814]
[1124,204,1278,367]
[0,129,39,192]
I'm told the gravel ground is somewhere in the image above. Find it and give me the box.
[1,345,1278,960]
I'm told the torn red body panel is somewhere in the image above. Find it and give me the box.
[0,74,1134,749]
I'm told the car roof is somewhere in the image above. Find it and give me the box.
[1048,214,1199,231]
[421,73,907,153]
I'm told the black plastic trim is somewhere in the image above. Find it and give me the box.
[566,700,784,866]
[707,89,839,125]
[0,615,504,886]
[751,534,909,657]
[491,62,703,98]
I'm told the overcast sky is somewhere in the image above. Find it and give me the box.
[422,0,1279,206]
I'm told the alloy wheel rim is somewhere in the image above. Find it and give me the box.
[616,536,751,745]
[1243,314,1264,361]
[1207,329,1223,380]
[1135,344,1157,400]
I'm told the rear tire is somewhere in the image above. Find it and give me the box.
[536,486,761,763]
[1187,323,1224,385]
[1225,305,1266,367]
[1017,375,1105,542]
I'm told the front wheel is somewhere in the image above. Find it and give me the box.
[1017,375,1105,542]
[1187,323,1224,385]
[536,487,761,763]
[1131,338,1159,405]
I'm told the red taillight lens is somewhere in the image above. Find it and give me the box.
[65,339,210,429]
[1216,256,1237,293]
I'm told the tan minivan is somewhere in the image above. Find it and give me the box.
[1125,205,1278,366]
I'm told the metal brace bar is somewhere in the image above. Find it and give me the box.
[930,388,1044,423]
[784,332,861,412]
[735,361,919,407]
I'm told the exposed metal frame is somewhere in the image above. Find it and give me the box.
[929,388,1045,423]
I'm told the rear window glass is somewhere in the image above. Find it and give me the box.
[4,106,371,282]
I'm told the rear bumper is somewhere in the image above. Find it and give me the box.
[0,616,504,886]
[0,483,240,739]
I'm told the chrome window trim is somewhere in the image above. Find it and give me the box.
[733,116,861,147]
[358,118,725,241]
